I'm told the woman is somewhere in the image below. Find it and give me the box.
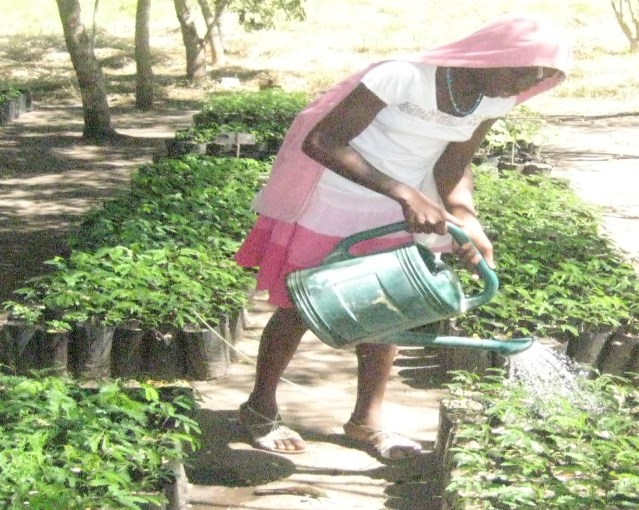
[235,14,572,458]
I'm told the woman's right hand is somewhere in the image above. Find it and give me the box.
[397,186,461,235]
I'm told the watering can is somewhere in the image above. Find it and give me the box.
[286,221,533,355]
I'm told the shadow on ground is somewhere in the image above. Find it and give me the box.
[182,309,448,509]
[187,408,443,509]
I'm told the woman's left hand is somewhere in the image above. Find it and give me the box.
[451,218,495,273]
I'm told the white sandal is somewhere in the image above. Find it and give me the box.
[239,403,306,454]
[343,419,422,460]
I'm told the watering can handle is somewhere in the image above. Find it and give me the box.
[323,221,499,311]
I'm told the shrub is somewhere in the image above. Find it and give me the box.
[69,156,270,252]
[450,166,639,340]
[0,85,22,104]
[0,374,200,509]
[192,89,310,155]
[481,107,549,160]
[5,245,252,330]
[444,369,639,509]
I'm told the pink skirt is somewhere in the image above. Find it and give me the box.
[235,216,413,308]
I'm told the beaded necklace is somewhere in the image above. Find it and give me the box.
[445,67,483,116]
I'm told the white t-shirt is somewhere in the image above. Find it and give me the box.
[297,61,516,248]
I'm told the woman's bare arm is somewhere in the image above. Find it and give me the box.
[434,118,496,218]
[434,118,499,265]
[302,83,460,234]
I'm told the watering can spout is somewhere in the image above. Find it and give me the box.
[391,333,535,355]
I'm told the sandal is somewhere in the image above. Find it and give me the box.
[238,403,306,454]
[343,419,422,460]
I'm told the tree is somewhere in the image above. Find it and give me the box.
[135,0,154,109]
[56,0,118,141]
[174,0,208,81]
[197,0,229,66]
[173,0,306,77]
[229,0,306,31]
[611,0,639,52]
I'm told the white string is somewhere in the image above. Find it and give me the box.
[193,310,305,389]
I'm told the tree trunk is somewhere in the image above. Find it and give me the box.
[611,0,639,53]
[212,1,228,66]
[135,0,154,110]
[198,0,228,66]
[173,0,207,81]
[56,0,117,141]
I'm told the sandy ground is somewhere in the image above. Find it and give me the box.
[544,113,639,270]
[0,102,637,509]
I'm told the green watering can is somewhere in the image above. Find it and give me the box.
[286,221,534,355]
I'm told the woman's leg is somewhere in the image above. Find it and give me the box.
[350,343,397,428]
[345,343,423,459]
[241,306,308,452]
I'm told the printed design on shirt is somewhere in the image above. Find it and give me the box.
[398,101,482,126]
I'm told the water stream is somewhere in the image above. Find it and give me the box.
[506,341,599,413]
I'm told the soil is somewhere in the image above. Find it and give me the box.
[1,100,638,510]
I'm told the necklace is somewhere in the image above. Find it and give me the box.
[445,67,483,116]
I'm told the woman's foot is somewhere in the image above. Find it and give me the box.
[343,419,422,460]
[238,402,306,454]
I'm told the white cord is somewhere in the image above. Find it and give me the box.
[193,310,305,389]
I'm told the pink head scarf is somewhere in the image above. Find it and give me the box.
[254,14,573,221]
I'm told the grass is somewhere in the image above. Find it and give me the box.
[2,0,639,114]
